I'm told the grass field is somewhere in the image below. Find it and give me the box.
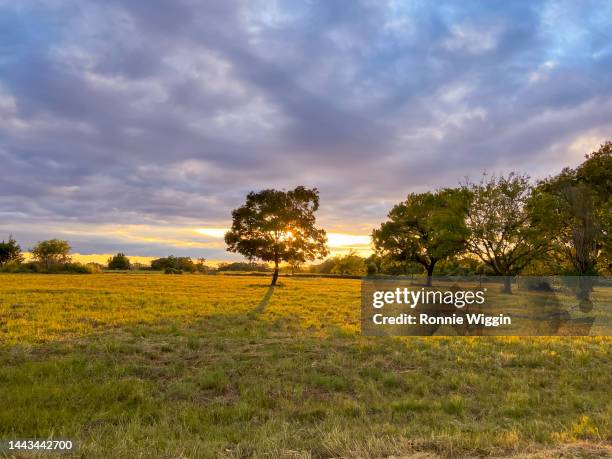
[0,274,610,458]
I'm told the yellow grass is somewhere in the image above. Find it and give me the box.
[0,274,610,458]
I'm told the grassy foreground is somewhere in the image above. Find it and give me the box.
[0,274,610,458]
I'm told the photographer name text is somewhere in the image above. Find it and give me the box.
[371,288,511,327]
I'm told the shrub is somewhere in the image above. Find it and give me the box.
[216,262,270,272]
[330,250,366,276]
[0,260,31,273]
[0,259,97,274]
[130,262,151,271]
[47,262,91,274]
[23,261,93,274]
[152,256,196,273]
[86,263,103,273]
[107,253,131,270]
[164,267,183,274]
[522,277,554,292]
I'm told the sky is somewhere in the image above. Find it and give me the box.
[1,0,611,262]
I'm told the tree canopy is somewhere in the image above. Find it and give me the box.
[330,250,366,275]
[529,142,611,304]
[0,235,23,266]
[463,173,546,292]
[31,239,71,269]
[150,256,197,273]
[108,253,131,270]
[533,142,611,276]
[372,188,469,285]
[225,186,328,285]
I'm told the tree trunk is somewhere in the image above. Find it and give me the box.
[426,261,436,287]
[271,260,279,286]
[577,276,593,312]
[577,276,592,300]
[502,276,512,294]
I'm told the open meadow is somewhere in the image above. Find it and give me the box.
[0,274,611,458]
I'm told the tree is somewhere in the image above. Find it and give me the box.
[225,186,329,286]
[532,141,611,303]
[373,188,469,286]
[576,141,611,274]
[0,235,23,266]
[330,250,366,275]
[195,257,211,273]
[151,257,172,271]
[309,258,336,274]
[287,259,303,274]
[533,174,599,276]
[150,256,197,273]
[31,239,71,269]
[463,173,546,293]
[107,252,131,270]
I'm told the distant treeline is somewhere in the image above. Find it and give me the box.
[0,244,277,275]
[1,142,610,284]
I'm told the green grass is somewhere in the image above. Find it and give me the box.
[0,274,610,458]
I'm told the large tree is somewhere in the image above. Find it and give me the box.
[372,188,469,286]
[31,239,71,269]
[532,142,611,303]
[225,186,328,286]
[0,235,23,266]
[576,141,611,274]
[463,173,546,293]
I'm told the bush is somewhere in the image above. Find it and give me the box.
[330,250,366,276]
[107,253,131,270]
[0,261,47,273]
[86,263,103,273]
[47,262,91,274]
[216,262,270,272]
[152,256,196,273]
[131,262,151,271]
[522,277,554,292]
[0,260,31,273]
[0,261,95,274]
[164,267,183,274]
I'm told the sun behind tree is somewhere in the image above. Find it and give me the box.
[225,186,329,285]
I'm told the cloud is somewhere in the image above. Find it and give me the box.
[0,0,611,258]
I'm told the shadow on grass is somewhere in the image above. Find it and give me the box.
[251,286,275,314]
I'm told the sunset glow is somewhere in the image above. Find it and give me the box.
[326,233,371,248]
[1,0,609,263]
[196,228,370,247]
[195,228,229,238]
[194,227,372,258]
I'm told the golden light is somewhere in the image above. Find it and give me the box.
[195,228,227,238]
[326,233,371,247]
[194,227,372,256]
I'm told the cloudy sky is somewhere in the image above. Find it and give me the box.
[1,0,611,261]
